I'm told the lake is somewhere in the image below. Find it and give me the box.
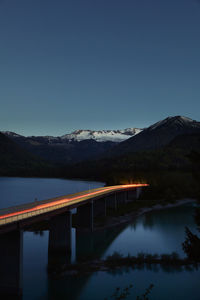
[0,177,199,300]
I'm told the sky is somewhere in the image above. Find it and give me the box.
[0,0,200,136]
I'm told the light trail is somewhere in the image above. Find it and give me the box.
[0,184,148,222]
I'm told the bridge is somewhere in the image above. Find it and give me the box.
[0,183,148,299]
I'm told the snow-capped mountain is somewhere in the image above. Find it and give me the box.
[2,116,200,164]
[1,128,142,143]
[111,116,200,155]
[61,128,142,142]
[1,127,142,164]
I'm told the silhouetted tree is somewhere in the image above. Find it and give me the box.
[182,208,200,262]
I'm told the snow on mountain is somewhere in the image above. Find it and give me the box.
[61,128,142,142]
[1,128,142,143]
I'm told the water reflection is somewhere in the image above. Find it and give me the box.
[22,203,200,300]
[103,204,197,259]
[76,225,125,262]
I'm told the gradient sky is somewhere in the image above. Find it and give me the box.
[0,0,200,136]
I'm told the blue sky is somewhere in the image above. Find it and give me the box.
[0,0,200,136]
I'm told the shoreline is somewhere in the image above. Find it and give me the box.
[50,251,200,277]
[27,198,197,233]
[92,198,197,232]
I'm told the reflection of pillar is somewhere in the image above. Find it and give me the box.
[77,202,93,231]
[93,198,107,218]
[48,211,72,255]
[0,230,23,299]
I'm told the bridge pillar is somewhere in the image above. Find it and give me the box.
[106,193,117,211]
[48,211,72,256]
[127,189,137,200]
[136,187,142,199]
[93,198,107,218]
[76,201,93,231]
[116,191,127,205]
[0,230,23,299]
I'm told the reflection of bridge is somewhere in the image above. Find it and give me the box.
[48,224,128,300]
[0,184,148,299]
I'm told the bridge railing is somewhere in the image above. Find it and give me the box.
[0,190,106,226]
[0,184,148,227]
[0,200,72,226]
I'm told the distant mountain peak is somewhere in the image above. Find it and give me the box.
[1,131,23,138]
[148,116,196,131]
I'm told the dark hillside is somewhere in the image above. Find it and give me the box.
[0,132,54,177]
[108,116,200,157]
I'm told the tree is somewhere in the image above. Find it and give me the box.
[182,208,200,262]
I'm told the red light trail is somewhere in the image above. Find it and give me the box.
[0,184,148,221]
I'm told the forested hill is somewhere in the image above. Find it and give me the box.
[0,132,54,177]
[65,133,200,176]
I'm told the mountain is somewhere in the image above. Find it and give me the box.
[61,128,142,142]
[110,116,200,156]
[1,128,142,164]
[2,115,200,169]
[0,132,53,176]
[2,128,142,143]
[65,131,200,193]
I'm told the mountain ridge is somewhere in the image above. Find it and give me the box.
[0,132,53,177]
[2,127,142,143]
[1,115,200,165]
[108,116,200,156]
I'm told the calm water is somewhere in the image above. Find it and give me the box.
[0,177,104,209]
[0,177,199,300]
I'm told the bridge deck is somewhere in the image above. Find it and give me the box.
[0,184,148,227]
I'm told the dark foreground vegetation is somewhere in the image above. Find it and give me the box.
[105,283,154,300]
[182,207,200,262]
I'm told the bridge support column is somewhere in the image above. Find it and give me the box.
[48,211,72,256]
[106,193,117,211]
[116,191,127,205]
[76,202,93,231]
[136,187,142,199]
[127,189,137,200]
[126,188,142,201]
[0,230,23,299]
[93,198,107,218]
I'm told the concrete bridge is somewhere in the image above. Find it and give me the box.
[0,183,148,299]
